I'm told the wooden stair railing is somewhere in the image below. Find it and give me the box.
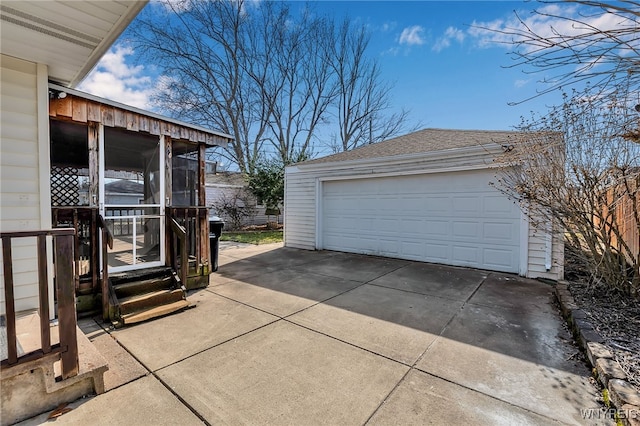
[1,229,79,379]
[97,215,113,321]
[168,215,188,288]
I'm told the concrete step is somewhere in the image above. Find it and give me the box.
[120,300,190,326]
[118,289,186,316]
[1,312,108,425]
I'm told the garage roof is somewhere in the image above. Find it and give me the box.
[301,128,519,166]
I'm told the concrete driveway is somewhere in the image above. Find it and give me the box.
[21,243,606,425]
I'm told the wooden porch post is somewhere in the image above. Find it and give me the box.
[165,135,172,207]
[88,123,99,207]
[164,135,172,266]
[88,123,100,294]
[198,143,210,272]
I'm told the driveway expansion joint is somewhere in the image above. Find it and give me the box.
[364,273,493,424]
[93,318,212,426]
[49,247,616,425]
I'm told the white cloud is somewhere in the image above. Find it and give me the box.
[381,46,401,57]
[399,25,425,46]
[78,45,156,110]
[514,79,530,88]
[151,0,194,13]
[381,21,397,32]
[467,4,627,52]
[433,26,465,52]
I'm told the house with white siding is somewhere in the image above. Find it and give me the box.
[1,1,147,315]
[285,128,564,281]
[1,2,233,422]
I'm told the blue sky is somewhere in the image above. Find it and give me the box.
[79,1,597,137]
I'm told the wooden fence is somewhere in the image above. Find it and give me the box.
[603,184,639,264]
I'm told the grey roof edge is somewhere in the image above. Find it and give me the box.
[287,144,502,173]
[295,128,522,167]
[48,82,233,144]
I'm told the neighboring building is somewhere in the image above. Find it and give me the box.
[285,128,563,280]
[103,180,144,205]
[206,172,282,228]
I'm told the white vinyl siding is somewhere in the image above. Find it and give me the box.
[527,224,564,280]
[0,54,42,314]
[284,174,317,250]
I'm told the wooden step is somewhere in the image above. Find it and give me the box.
[120,300,190,325]
[113,275,174,298]
[109,266,173,285]
[118,289,186,315]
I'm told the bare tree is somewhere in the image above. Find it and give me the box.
[210,188,257,231]
[130,0,271,174]
[481,1,640,104]
[494,90,640,297]
[329,18,414,152]
[483,1,640,297]
[129,1,415,171]
[258,6,335,164]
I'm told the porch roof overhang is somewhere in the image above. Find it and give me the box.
[0,1,148,87]
[49,82,232,148]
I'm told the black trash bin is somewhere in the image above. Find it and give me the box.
[209,215,224,272]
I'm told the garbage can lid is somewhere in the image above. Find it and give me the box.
[209,214,223,222]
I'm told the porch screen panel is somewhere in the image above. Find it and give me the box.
[172,142,199,207]
[103,128,163,271]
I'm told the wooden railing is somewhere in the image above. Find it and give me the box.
[52,208,113,320]
[52,207,99,295]
[97,215,113,320]
[167,207,211,283]
[168,216,188,287]
[1,229,79,379]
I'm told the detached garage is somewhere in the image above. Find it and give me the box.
[284,128,564,280]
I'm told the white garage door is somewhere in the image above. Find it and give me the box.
[321,169,522,273]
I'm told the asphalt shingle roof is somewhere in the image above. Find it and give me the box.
[299,128,519,166]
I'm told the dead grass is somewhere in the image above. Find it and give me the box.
[220,229,283,245]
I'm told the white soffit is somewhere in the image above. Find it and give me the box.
[0,1,147,87]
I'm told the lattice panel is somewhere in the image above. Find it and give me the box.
[51,165,82,206]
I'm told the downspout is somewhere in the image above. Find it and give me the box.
[544,221,553,272]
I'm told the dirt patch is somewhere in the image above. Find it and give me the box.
[565,253,640,393]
